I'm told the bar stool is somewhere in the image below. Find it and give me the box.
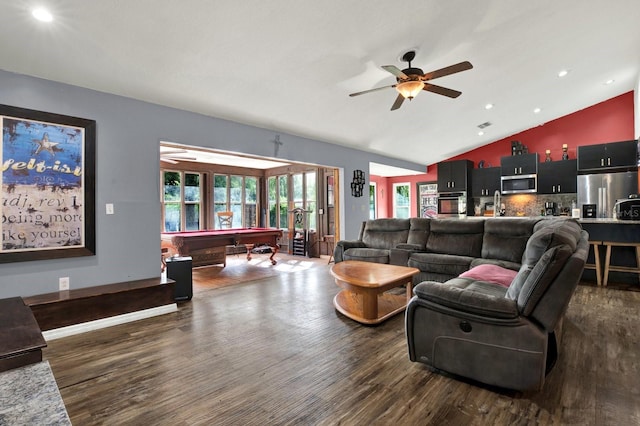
[602,241,640,287]
[583,241,602,286]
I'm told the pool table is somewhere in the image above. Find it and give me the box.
[161,228,283,267]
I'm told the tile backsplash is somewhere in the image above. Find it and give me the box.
[472,193,577,217]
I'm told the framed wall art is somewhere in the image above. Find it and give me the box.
[1,104,96,263]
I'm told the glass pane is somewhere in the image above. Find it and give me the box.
[369,184,376,219]
[305,172,316,201]
[184,173,200,202]
[293,174,303,201]
[164,203,181,232]
[395,184,410,218]
[245,177,257,203]
[279,204,288,229]
[268,177,276,203]
[269,204,277,228]
[230,175,242,203]
[244,204,257,228]
[164,171,181,202]
[185,204,200,230]
[230,204,242,227]
[306,201,316,230]
[278,175,288,202]
[214,175,228,203]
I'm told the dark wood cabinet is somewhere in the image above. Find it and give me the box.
[437,160,473,191]
[538,159,577,194]
[500,153,539,175]
[471,167,501,196]
[577,140,638,171]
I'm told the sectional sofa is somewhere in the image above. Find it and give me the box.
[334,217,589,391]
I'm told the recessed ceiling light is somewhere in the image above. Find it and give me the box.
[485,103,494,110]
[533,108,541,114]
[557,70,569,78]
[478,131,484,136]
[605,79,615,85]
[32,8,53,22]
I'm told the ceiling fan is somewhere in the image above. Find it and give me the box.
[160,148,197,164]
[349,51,473,111]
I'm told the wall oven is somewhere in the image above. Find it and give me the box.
[437,191,467,217]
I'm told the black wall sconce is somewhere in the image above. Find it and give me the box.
[351,169,365,197]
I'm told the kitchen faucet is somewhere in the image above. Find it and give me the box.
[493,190,501,217]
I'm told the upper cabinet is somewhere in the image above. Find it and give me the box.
[500,153,539,175]
[437,160,473,192]
[577,140,638,172]
[538,159,577,194]
[471,167,501,196]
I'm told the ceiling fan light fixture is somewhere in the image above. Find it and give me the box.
[396,80,424,100]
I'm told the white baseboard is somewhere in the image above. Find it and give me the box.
[42,303,178,341]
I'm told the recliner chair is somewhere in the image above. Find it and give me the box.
[405,219,589,391]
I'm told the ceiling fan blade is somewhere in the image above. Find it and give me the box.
[382,65,408,79]
[390,93,405,111]
[349,84,396,97]
[161,158,178,164]
[422,61,473,81]
[160,148,188,155]
[423,83,462,98]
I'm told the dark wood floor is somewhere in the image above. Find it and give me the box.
[44,255,640,425]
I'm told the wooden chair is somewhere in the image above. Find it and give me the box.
[217,211,234,229]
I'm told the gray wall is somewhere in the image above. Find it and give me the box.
[0,70,425,298]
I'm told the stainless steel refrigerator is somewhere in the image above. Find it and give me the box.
[577,171,638,218]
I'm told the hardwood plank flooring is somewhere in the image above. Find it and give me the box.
[43,256,640,425]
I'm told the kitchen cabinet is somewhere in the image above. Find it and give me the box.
[577,140,638,171]
[437,160,473,191]
[471,167,501,196]
[538,159,577,194]
[500,153,539,175]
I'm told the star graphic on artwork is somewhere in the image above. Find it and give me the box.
[33,132,59,157]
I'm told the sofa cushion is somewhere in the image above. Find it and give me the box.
[361,218,411,250]
[408,253,473,277]
[481,218,539,264]
[343,248,390,264]
[524,219,581,264]
[506,245,572,315]
[407,218,430,249]
[414,279,517,318]
[459,264,518,288]
[426,219,484,257]
[469,257,521,272]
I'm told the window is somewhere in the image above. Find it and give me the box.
[393,183,410,218]
[369,183,377,219]
[213,174,258,229]
[267,171,316,230]
[162,170,202,232]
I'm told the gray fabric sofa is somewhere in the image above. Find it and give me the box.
[334,217,589,391]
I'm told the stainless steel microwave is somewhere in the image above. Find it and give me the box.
[501,174,537,194]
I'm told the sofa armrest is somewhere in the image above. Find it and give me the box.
[414,278,518,319]
[390,244,426,266]
[334,240,366,263]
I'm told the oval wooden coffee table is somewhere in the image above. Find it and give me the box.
[330,260,419,325]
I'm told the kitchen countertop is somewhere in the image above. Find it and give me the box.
[459,215,640,224]
[0,361,70,425]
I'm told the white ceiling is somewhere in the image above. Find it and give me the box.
[2,1,639,174]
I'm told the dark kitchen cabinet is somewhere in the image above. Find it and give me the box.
[577,140,638,171]
[437,160,473,191]
[471,167,501,196]
[538,159,577,194]
[500,153,539,175]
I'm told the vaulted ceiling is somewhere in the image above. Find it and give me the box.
[1,1,638,171]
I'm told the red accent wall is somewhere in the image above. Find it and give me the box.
[373,91,635,218]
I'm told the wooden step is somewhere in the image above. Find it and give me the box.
[23,277,175,331]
